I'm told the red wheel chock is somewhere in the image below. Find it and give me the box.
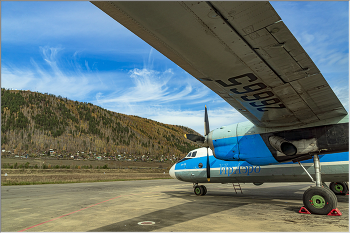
[327,208,342,216]
[299,206,311,214]
[299,206,342,216]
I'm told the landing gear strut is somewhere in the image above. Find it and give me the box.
[193,183,207,196]
[302,155,338,215]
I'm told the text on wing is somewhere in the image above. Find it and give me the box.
[216,73,286,112]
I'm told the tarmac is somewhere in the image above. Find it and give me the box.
[1,179,348,232]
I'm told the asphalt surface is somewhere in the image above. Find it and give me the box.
[1,179,348,232]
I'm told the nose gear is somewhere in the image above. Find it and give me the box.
[193,183,207,196]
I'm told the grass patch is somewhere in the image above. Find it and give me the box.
[1,170,172,186]
[1,177,172,186]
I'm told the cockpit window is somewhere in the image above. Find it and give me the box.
[186,152,192,157]
[191,151,197,157]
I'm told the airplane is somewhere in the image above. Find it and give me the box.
[91,1,349,215]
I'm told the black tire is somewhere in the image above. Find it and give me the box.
[329,182,348,195]
[303,186,337,215]
[194,186,204,196]
[200,185,207,195]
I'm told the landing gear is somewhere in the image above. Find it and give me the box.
[300,155,338,215]
[193,183,207,196]
[303,186,337,215]
[329,182,348,195]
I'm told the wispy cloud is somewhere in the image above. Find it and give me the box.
[94,46,214,111]
[2,45,232,134]
[2,46,107,100]
[96,68,210,105]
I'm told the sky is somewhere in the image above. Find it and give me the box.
[1,1,349,135]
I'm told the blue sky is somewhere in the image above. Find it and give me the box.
[1,1,349,134]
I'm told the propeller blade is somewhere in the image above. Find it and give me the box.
[184,134,205,143]
[204,105,210,136]
[206,147,210,182]
[204,105,210,181]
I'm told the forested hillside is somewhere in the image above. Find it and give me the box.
[1,89,200,161]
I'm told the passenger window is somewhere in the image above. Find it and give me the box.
[191,151,197,157]
[186,152,192,157]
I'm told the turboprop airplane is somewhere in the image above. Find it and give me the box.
[92,1,349,215]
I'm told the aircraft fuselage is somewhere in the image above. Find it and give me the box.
[170,114,349,184]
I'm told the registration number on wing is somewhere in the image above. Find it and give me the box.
[216,73,285,112]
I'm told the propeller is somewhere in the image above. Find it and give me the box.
[204,105,210,182]
[206,144,210,182]
[184,106,211,182]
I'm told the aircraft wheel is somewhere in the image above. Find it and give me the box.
[194,185,206,196]
[303,186,337,215]
[329,182,348,195]
[201,185,207,195]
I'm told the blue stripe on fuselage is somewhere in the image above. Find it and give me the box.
[175,151,349,171]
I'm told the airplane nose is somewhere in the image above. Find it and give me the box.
[169,164,176,179]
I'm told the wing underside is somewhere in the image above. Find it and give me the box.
[91,1,347,128]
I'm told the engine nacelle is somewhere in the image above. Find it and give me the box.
[209,122,319,166]
[209,125,279,165]
[268,136,297,156]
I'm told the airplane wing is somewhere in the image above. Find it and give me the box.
[91,1,347,128]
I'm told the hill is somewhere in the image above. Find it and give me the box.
[1,88,200,162]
